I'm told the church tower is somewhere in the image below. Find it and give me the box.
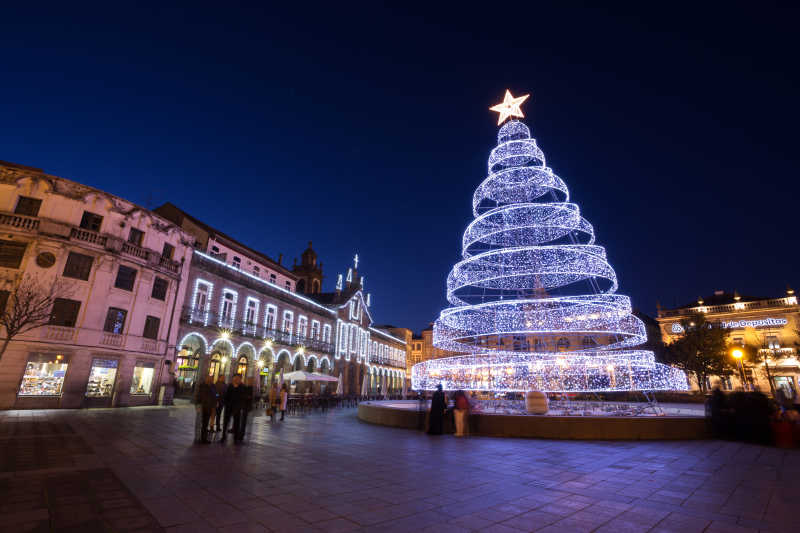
[292,241,324,294]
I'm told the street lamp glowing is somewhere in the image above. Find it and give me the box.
[732,349,743,359]
[220,331,230,340]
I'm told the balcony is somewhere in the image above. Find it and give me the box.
[0,210,181,277]
[369,353,407,368]
[179,306,335,354]
[659,297,799,318]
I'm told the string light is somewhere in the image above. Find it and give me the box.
[413,116,688,392]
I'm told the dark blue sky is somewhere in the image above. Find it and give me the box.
[2,3,798,333]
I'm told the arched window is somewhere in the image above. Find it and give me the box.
[312,279,321,294]
[236,356,248,376]
[556,337,570,352]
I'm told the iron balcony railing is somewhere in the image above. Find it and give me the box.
[659,297,798,318]
[180,306,335,354]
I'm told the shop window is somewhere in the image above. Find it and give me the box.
[18,353,69,396]
[103,307,127,334]
[556,337,570,351]
[49,298,81,327]
[85,358,118,397]
[130,362,156,395]
[0,239,27,269]
[0,289,9,312]
[114,265,137,291]
[62,251,93,280]
[143,316,160,340]
[773,376,795,399]
[14,196,42,217]
[127,228,144,246]
[79,211,103,232]
[162,242,174,260]
[721,375,733,391]
[151,277,168,300]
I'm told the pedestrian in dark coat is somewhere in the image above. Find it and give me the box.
[428,384,447,435]
[238,377,255,440]
[214,375,227,432]
[222,374,248,443]
[196,375,218,443]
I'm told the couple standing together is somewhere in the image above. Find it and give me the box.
[196,373,254,444]
[428,384,471,437]
[267,382,288,421]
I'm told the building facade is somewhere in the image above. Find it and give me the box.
[0,161,193,409]
[156,205,407,398]
[657,289,800,398]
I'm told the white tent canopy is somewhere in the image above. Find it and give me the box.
[283,370,338,382]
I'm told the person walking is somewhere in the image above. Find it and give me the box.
[453,389,470,437]
[214,375,227,433]
[221,374,248,443]
[238,377,255,441]
[268,382,279,421]
[196,375,218,444]
[279,383,288,421]
[427,384,446,435]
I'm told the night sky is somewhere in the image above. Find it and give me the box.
[2,3,798,333]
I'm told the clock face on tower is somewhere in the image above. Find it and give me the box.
[36,252,56,269]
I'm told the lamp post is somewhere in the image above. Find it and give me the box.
[732,348,747,390]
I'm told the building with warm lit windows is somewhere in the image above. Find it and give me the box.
[0,161,194,409]
[657,288,800,398]
[154,205,337,397]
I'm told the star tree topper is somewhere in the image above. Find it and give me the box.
[490,89,530,125]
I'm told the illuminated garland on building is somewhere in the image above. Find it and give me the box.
[412,108,687,392]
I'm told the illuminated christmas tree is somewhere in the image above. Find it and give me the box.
[412,91,687,392]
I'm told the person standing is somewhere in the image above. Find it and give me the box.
[279,383,288,421]
[214,375,227,432]
[453,389,470,437]
[268,382,279,421]
[427,384,446,435]
[222,374,247,443]
[238,377,255,441]
[196,375,218,444]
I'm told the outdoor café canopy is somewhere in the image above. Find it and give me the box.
[282,371,339,382]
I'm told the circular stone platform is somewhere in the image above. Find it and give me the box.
[357,400,709,440]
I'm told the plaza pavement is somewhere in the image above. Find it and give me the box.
[0,404,797,533]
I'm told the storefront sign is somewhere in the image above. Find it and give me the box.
[721,318,788,329]
[670,317,788,334]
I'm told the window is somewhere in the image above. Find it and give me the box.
[114,265,137,291]
[211,245,220,253]
[311,320,321,340]
[62,252,93,280]
[285,281,291,291]
[220,291,237,326]
[128,228,144,246]
[151,277,168,300]
[265,305,277,330]
[282,311,294,334]
[732,337,744,347]
[162,242,174,260]
[298,316,308,338]
[245,298,259,334]
[721,375,733,391]
[50,298,81,327]
[143,316,160,339]
[269,273,276,284]
[323,324,331,343]
[103,307,127,334]
[14,196,42,217]
[232,256,241,269]
[18,353,69,396]
[85,358,118,397]
[766,335,780,350]
[79,211,103,232]
[0,290,9,312]
[130,362,155,394]
[253,265,260,276]
[556,337,570,351]
[582,336,597,349]
[0,239,27,269]
[237,356,248,376]
[194,281,210,311]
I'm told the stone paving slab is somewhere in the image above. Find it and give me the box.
[0,406,798,532]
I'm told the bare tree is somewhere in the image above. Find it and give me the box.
[0,275,71,362]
